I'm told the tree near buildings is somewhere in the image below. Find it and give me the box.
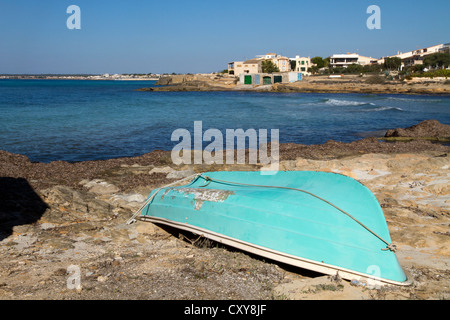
[290,60,296,71]
[311,56,325,69]
[423,53,450,69]
[384,57,402,70]
[309,65,320,74]
[261,60,280,73]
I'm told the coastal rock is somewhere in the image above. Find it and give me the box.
[109,192,146,211]
[149,166,175,174]
[146,74,238,92]
[143,74,450,95]
[41,185,88,213]
[385,120,450,138]
[40,185,112,222]
[82,179,120,195]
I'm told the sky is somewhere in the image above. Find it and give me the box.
[0,0,449,74]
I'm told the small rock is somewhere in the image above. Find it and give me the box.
[40,223,56,230]
[135,222,161,235]
[87,182,119,195]
[112,193,146,203]
[149,166,175,174]
[166,169,195,179]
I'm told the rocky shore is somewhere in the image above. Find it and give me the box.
[0,121,449,300]
[138,74,450,95]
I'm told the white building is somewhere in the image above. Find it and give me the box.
[379,43,449,69]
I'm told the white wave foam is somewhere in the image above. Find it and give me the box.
[384,97,441,102]
[362,106,403,112]
[325,99,373,106]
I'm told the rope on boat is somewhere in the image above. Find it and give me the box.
[198,175,397,252]
[125,173,201,225]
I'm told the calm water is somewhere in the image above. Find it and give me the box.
[0,79,449,163]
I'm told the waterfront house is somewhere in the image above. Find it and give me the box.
[254,53,291,72]
[228,59,262,76]
[291,55,312,75]
[227,61,241,75]
[329,53,377,68]
[229,52,292,76]
[242,59,263,74]
[272,55,291,72]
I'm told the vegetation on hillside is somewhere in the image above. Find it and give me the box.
[307,52,450,79]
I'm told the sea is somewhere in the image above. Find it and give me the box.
[0,79,449,163]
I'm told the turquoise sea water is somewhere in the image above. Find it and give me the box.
[0,79,449,163]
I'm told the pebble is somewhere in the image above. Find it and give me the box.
[40,223,56,230]
[149,166,175,174]
[166,169,195,179]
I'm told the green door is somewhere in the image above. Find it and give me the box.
[273,75,282,83]
[244,75,252,84]
[263,76,272,85]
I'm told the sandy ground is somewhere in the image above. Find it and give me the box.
[0,124,449,300]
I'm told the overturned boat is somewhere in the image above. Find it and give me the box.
[136,171,410,286]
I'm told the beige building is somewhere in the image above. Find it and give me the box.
[228,59,262,76]
[256,53,291,72]
[229,52,291,76]
[292,55,312,74]
[272,55,291,72]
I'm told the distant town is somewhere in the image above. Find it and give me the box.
[0,73,160,81]
[1,43,449,84]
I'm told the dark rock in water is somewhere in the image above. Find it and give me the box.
[385,120,450,138]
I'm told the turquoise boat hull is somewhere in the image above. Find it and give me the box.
[140,171,409,286]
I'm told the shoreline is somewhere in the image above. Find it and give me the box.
[139,74,450,95]
[1,119,449,171]
[1,136,449,192]
[2,74,449,95]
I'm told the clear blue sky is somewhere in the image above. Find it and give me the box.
[0,0,449,74]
